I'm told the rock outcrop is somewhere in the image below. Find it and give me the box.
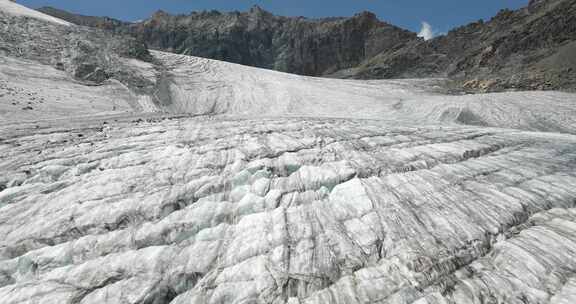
[349,0,576,92]
[38,0,576,91]
[0,1,152,88]
[39,5,416,77]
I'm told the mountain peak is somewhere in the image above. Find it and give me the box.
[248,5,271,16]
[151,9,170,19]
[249,5,264,12]
[354,11,377,19]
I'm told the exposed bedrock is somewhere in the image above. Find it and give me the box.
[38,0,576,91]
[38,5,417,77]
[0,6,153,89]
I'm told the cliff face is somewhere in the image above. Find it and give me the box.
[130,7,416,76]
[39,6,417,77]
[349,0,576,91]
[37,0,576,91]
[1,5,153,90]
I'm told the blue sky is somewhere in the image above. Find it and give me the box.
[19,0,528,34]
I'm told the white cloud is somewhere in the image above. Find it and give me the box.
[417,21,434,41]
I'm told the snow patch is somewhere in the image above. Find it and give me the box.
[0,0,72,26]
[151,51,576,134]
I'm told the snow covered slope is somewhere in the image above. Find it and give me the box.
[0,57,142,122]
[0,0,71,26]
[2,47,575,134]
[157,51,576,133]
[2,13,576,304]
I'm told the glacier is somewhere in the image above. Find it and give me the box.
[2,1,576,304]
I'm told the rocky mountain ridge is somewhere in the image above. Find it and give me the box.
[37,0,576,92]
[0,3,157,92]
[0,6,152,84]
[38,5,417,77]
[348,0,576,92]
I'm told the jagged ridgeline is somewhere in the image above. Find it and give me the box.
[38,6,416,77]
[350,0,576,91]
[38,0,576,92]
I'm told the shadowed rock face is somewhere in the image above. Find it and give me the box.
[39,0,576,91]
[39,6,416,77]
[0,6,152,87]
[134,7,416,77]
[350,0,576,92]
